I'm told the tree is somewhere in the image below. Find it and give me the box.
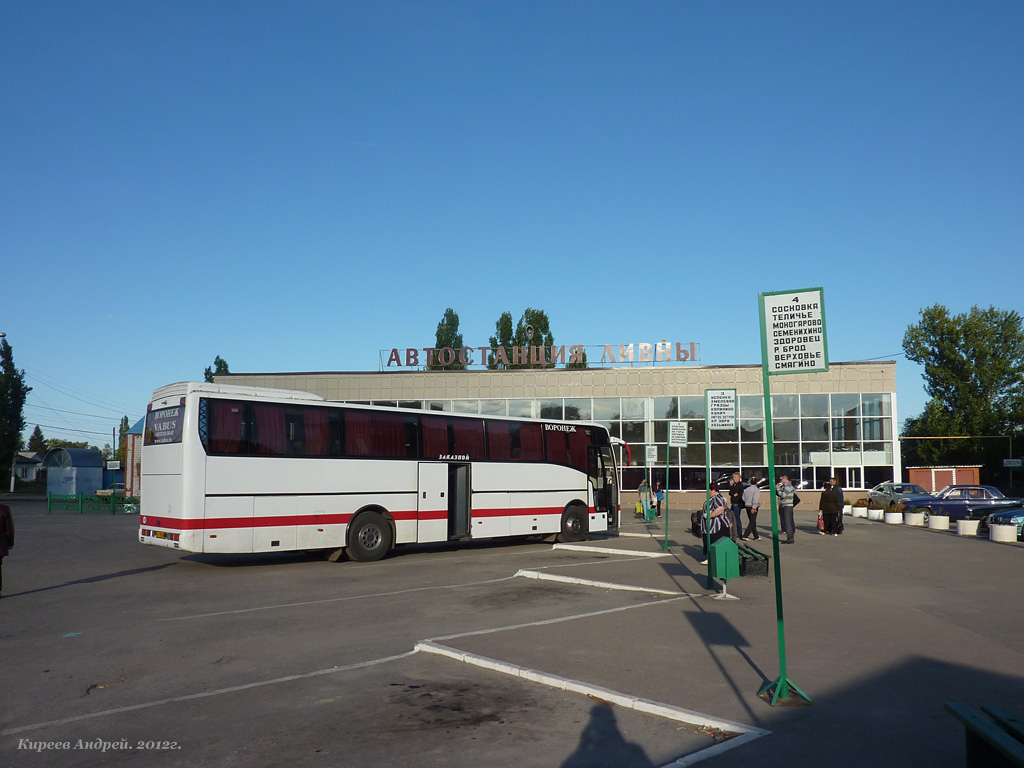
[0,338,31,487]
[204,356,230,383]
[428,308,465,370]
[116,415,130,463]
[902,304,1024,477]
[487,308,556,369]
[27,425,46,455]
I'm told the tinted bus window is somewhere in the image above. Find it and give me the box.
[451,418,485,459]
[486,420,512,461]
[519,423,544,461]
[201,399,248,454]
[545,427,570,467]
[252,403,287,455]
[422,416,449,458]
[345,410,414,458]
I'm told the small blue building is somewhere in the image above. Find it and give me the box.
[42,447,104,495]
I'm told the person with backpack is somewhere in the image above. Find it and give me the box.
[699,482,730,565]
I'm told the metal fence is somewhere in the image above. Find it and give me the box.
[47,493,140,515]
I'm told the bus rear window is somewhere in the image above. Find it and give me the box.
[145,406,184,445]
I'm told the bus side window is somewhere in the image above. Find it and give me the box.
[451,419,485,459]
[487,421,512,461]
[422,416,449,459]
[545,428,570,467]
[204,399,246,455]
[519,423,544,461]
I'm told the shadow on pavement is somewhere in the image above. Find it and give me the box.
[561,703,654,768]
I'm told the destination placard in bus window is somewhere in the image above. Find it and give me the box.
[145,407,184,445]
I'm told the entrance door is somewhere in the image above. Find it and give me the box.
[448,463,470,539]
[589,447,619,528]
[417,462,448,543]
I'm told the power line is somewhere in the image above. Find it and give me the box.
[30,423,113,438]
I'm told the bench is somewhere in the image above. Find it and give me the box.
[945,702,1024,767]
[737,543,769,577]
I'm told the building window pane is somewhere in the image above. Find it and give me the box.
[774,443,800,464]
[480,400,507,416]
[740,420,764,442]
[679,397,704,418]
[710,443,739,464]
[679,444,706,465]
[831,417,861,441]
[622,421,645,442]
[739,396,764,418]
[801,394,829,417]
[593,398,620,420]
[687,420,706,443]
[741,443,766,465]
[564,399,591,420]
[452,400,479,414]
[773,419,799,441]
[621,398,647,419]
[710,427,738,442]
[862,418,892,440]
[507,400,533,418]
[802,418,830,441]
[831,394,861,417]
[539,400,563,419]
[802,442,830,464]
[862,394,891,416]
[772,395,799,418]
[653,397,678,419]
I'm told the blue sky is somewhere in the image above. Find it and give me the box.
[3,1,1021,446]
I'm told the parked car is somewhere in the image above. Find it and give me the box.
[981,505,1024,538]
[867,482,934,510]
[903,485,1021,520]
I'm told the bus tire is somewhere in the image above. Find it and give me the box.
[347,512,393,562]
[557,505,588,543]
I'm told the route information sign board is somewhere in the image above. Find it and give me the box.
[760,288,828,375]
[668,421,688,448]
[705,389,737,430]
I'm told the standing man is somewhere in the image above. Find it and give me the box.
[777,474,796,544]
[742,477,761,541]
[0,502,14,598]
[728,472,745,541]
[831,476,845,535]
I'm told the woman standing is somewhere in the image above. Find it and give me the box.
[819,481,840,537]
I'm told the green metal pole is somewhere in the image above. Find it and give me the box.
[705,417,712,590]
[757,299,812,707]
[662,448,670,551]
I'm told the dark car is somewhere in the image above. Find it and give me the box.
[866,482,933,511]
[981,505,1024,537]
[903,485,1020,520]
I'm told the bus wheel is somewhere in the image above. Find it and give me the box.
[347,512,393,562]
[557,505,587,543]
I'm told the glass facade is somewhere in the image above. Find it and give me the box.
[362,392,895,490]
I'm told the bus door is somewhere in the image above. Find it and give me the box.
[417,462,449,543]
[447,463,471,540]
[589,446,619,529]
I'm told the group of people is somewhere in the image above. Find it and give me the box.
[699,473,846,560]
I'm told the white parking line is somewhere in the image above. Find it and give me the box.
[516,568,689,596]
[553,543,673,557]
[416,640,769,767]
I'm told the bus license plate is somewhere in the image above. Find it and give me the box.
[153,530,168,539]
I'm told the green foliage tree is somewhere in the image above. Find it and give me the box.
[45,439,91,451]
[487,308,558,369]
[116,415,130,463]
[0,338,31,487]
[428,308,465,370]
[902,304,1024,477]
[27,424,46,455]
[204,355,230,383]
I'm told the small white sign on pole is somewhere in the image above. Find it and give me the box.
[668,421,688,448]
[1004,458,1022,469]
[645,445,658,464]
[706,390,737,430]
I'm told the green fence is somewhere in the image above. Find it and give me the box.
[47,493,141,515]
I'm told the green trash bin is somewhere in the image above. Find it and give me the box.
[644,499,656,522]
[710,537,740,580]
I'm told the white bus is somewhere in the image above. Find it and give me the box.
[140,382,620,561]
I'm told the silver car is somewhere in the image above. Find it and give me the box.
[867,482,933,511]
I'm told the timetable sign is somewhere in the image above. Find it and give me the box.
[706,390,737,430]
[668,421,688,448]
[761,288,829,375]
